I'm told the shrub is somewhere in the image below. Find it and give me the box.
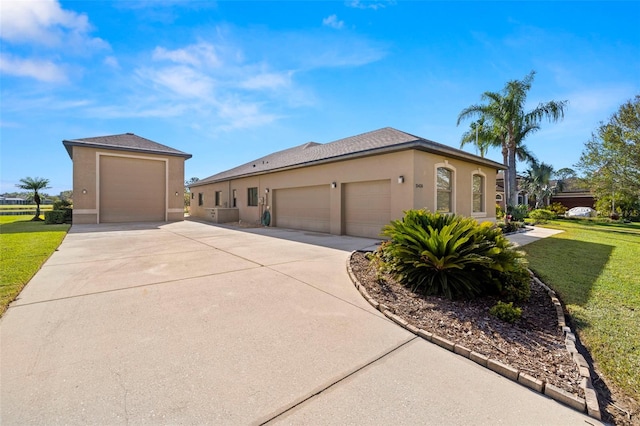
[497,220,524,234]
[529,209,555,224]
[507,204,529,221]
[496,265,531,302]
[45,209,72,224]
[489,301,522,323]
[53,199,72,210]
[548,202,567,216]
[377,210,526,300]
[496,203,505,219]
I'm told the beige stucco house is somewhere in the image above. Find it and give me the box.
[189,127,505,238]
[63,133,191,224]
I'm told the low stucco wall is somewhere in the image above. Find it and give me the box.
[203,208,240,223]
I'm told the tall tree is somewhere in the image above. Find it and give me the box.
[457,71,567,207]
[576,95,640,216]
[16,177,50,221]
[459,118,496,158]
[522,160,562,208]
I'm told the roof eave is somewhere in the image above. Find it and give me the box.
[189,140,505,187]
[62,140,193,160]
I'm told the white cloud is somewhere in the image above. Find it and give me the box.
[104,56,120,69]
[138,65,215,99]
[0,0,107,50]
[322,15,344,30]
[153,43,221,68]
[0,53,67,82]
[240,71,292,90]
[346,0,395,10]
[217,99,281,131]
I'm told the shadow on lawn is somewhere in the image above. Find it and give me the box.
[524,237,614,308]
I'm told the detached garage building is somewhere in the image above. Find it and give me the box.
[189,127,505,239]
[63,133,192,224]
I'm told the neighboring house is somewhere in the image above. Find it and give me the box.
[496,171,530,210]
[0,197,27,205]
[550,178,595,209]
[63,133,191,224]
[189,127,505,238]
[496,173,594,210]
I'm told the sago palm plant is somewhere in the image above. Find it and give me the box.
[377,210,526,300]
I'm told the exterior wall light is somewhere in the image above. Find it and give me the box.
[398,176,405,184]
[82,189,88,194]
[265,188,269,193]
[175,191,179,196]
[331,182,337,188]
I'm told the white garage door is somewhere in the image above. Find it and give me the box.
[343,180,391,238]
[274,185,330,233]
[99,156,166,223]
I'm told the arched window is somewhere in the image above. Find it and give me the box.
[436,167,453,213]
[472,173,485,213]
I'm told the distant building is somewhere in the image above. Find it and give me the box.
[0,196,28,205]
[550,178,595,209]
[495,173,594,210]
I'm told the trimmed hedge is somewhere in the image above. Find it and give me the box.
[45,209,72,224]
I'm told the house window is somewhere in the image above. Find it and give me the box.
[248,187,258,206]
[191,192,194,200]
[198,193,203,206]
[436,167,453,213]
[496,194,503,202]
[232,190,237,208]
[473,174,484,213]
[215,191,222,206]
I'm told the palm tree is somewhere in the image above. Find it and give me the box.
[16,177,50,221]
[522,161,563,208]
[457,71,567,207]
[459,118,496,158]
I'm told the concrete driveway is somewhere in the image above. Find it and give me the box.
[1,220,595,425]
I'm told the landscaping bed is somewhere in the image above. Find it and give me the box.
[350,251,583,396]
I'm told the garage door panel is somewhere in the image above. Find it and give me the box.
[100,156,165,223]
[344,180,390,238]
[275,186,330,233]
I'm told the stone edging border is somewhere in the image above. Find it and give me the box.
[346,251,602,421]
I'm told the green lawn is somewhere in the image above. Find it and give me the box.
[0,216,70,316]
[521,219,640,404]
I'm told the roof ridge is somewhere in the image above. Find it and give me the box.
[62,133,192,159]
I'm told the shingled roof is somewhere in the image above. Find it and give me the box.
[63,133,192,159]
[192,127,504,186]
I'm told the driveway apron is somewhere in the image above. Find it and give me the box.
[1,221,595,425]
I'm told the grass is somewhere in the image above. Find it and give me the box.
[0,204,54,210]
[0,215,70,316]
[521,219,640,404]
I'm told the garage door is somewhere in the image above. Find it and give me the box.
[99,156,165,223]
[343,180,390,238]
[274,185,330,233]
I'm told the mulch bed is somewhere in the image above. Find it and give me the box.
[350,251,583,395]
[351,251,640,425]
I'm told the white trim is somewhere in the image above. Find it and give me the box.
[434,162,456,213]
[96,152,168,223]
[471,169,487,217]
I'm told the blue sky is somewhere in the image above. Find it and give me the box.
[1,0,639,195]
